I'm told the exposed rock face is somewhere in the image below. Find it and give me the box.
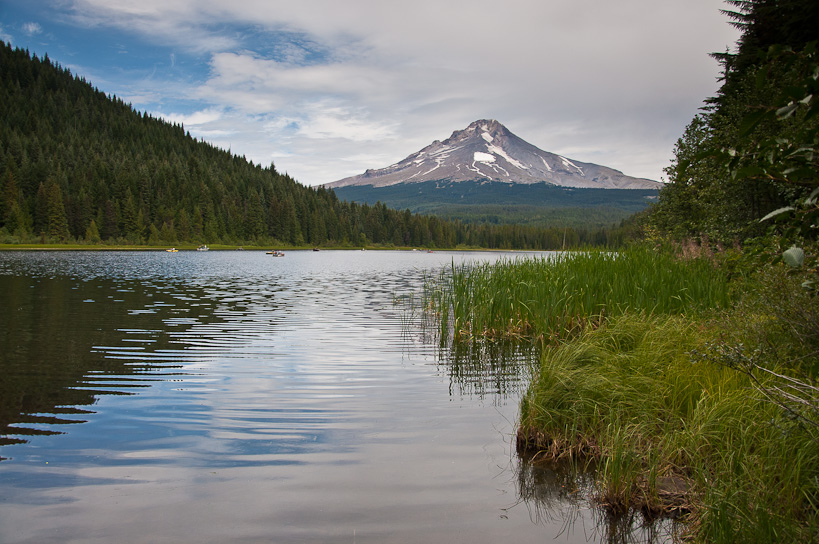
[325,119,661,190]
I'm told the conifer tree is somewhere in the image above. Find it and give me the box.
[46,181,70,240]
[33,182,48,235]
[5,201,28,237]
[1,169,19,225]
[159,221,176,244]
[85,218,101,243]
[100,200,119,241]
[147,223,161,245]
[648,0,819,243]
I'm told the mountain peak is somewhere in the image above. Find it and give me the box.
[325,120,660,190]
[466,118,503,131]
[453,119,508,140]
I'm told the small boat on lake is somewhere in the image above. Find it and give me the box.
[196,244,209,251]
[166,247,178,253]
[266,250,285,257]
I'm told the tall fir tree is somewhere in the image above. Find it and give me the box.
[46,181,70,241]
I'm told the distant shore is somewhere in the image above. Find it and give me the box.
[0,243,528,252]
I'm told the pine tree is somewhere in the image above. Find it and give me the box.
[121,191,140,240]
[85,218,101,243]
[5,201,29,237]
[46,181,70,240]
[33,182,48,235]
[648,0,819,243]
[100,200,119,241]
[147,223,161,245]
[159,221,176,244]
[1,169,19,225]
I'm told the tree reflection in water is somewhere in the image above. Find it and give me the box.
[0,274,195,455]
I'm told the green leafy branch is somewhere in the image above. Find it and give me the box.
[726,42,819,189]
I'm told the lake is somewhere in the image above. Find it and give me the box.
[0,250,669,543]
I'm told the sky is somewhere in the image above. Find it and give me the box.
[0,0,741,186]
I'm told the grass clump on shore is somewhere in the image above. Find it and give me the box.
[517,313,819,542]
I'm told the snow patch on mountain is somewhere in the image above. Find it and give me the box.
[540,156,553,171]
[559,156,584,174]
[487,143,527,170]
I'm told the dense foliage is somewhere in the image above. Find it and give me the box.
[0,42,592,250]
[647,0,818,246]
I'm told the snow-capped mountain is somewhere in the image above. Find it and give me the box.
[325,119,661,190]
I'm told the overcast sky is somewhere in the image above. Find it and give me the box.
[2,0,740,186]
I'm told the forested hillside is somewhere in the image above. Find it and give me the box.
[0,42,610,250]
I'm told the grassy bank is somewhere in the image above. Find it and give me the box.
[423,246,819,542]
[518,313,818,542]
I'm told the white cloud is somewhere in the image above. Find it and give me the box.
[67,0,240,53]
[119,92,161,106]
[154,107,224,127]
[0,24,13,44]
[290,107,398,142]
[22,22,42,35]
[56,0,740,185]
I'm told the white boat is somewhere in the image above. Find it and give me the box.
[266,250,285,257]
[196,245,209,251]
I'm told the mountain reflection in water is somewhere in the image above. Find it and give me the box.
[0,250,675,544]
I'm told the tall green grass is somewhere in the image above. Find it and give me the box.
[517,314,819,542]
[423,247,730,343]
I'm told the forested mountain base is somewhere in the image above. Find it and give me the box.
[332,180,657,230]
[0,42,610,250]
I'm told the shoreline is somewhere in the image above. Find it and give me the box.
[0,244,539,252]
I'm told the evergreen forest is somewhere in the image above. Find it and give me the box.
[0,42,618,250]
[332,180,657,229]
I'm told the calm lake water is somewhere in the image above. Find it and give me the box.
[0,250,670,544]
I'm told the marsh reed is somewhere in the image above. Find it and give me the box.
[423,247,729,344]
